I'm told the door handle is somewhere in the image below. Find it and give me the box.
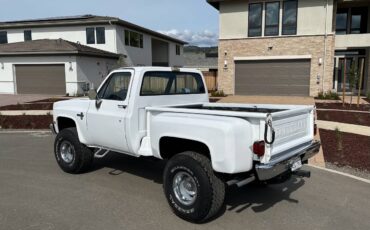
[117,105,126,109]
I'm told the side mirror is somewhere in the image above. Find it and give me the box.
[88,89,97,100]
[88,89,102,109]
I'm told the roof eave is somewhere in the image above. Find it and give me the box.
[206,0,221,10]
[0,50,119,59]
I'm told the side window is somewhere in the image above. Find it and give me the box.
[282,0,298,35]
[0,31,8,44]
[248,3,263,37]
[86,27,95,44]
[265,2,280,36]
[140,71,205,96]
[98,72,131,101]
[24,30,32,41]
[96,27,105,44]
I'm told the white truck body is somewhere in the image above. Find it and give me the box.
[51,66,320,222]
[52,67,319,176]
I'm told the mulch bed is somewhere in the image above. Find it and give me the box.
[316,103,370,112]
[0,103,53,110]
[0,115,52,129]
[28,98,68,103]
[317,110,370,126]
[364,98,370,103]
[320,129,370,172]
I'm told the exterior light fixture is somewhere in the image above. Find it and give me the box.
[318,58,323,65]
[224,50,228,56]
[69,62,73,71]
[1,62,4,69]
[224,60,228,68]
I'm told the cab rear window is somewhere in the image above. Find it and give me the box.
[140,71,205,96]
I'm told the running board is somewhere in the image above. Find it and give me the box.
[94,148,110,158]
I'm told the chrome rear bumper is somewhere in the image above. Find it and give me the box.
[255,141,321,181]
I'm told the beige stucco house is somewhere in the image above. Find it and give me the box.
[207,0,370,97]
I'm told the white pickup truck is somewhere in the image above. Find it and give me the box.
[51,66,320,222]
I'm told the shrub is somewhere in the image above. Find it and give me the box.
[316,91,340,100]
[211,90,226,97]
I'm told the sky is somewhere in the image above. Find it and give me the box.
[0,0,219,46]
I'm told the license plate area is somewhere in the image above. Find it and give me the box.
[290,158,302,171]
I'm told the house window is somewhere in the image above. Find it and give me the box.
[248,3,263,37]
[350,7,368,34]
[96,27,106,44]
[124,29,143,48]
[86,27,95,44]
[0,31,8,44]
[336,7,368,35]
[265,2,280,36]
[24,30,32,41]
[336,9,348,35]
[176,44,181,55]
[282,0,298,35]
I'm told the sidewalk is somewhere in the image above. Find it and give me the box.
[317,120,370,136]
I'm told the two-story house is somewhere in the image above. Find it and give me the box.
[0,15,186,95]
[208,0,370,97]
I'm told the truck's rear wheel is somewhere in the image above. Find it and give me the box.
[163,151,225,223]
[54,127,93,174]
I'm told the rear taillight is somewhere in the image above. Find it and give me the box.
[253,141,265,157]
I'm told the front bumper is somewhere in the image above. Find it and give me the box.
[255,141,321,181]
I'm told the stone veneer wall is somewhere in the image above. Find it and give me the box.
[218,35,335,97]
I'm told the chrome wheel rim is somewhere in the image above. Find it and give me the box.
[172,171,197,206]
[60,141,74,164]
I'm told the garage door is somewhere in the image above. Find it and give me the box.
[235,59,311,96]
[15,64,66,95]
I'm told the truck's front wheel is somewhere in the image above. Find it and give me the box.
[163,152,225,223]
[54,127,93,174]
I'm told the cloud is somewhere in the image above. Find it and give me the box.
[158,29,218,47]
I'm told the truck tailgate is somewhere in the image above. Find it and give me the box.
[261,107,314,163]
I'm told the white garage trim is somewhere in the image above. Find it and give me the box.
[234,55,312,61]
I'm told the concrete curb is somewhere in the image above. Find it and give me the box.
[0,129,51,134]
[317,120,370,136]
[0,110,53,116]
[316,108,370,114]
[308,165,370,184]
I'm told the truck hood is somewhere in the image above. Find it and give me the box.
[53,97,91,114]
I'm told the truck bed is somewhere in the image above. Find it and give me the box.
[147,103,313,119]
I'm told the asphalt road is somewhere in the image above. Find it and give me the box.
[0,132,370,230]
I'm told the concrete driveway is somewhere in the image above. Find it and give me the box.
[218,96,315,105]
[0,94,55,106]
[0,132,369,230]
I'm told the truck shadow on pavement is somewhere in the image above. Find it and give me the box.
[89,152,305,217]
[225,177,304,214]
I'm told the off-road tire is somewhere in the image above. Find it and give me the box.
[54,127,93,174]
[163,151,225,223]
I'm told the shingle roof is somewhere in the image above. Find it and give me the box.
[0,14,187,44]
[0,39,119,58]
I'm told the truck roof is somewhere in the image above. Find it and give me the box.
[115,66,201,73]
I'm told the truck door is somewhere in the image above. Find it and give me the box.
[86,70,133,153]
